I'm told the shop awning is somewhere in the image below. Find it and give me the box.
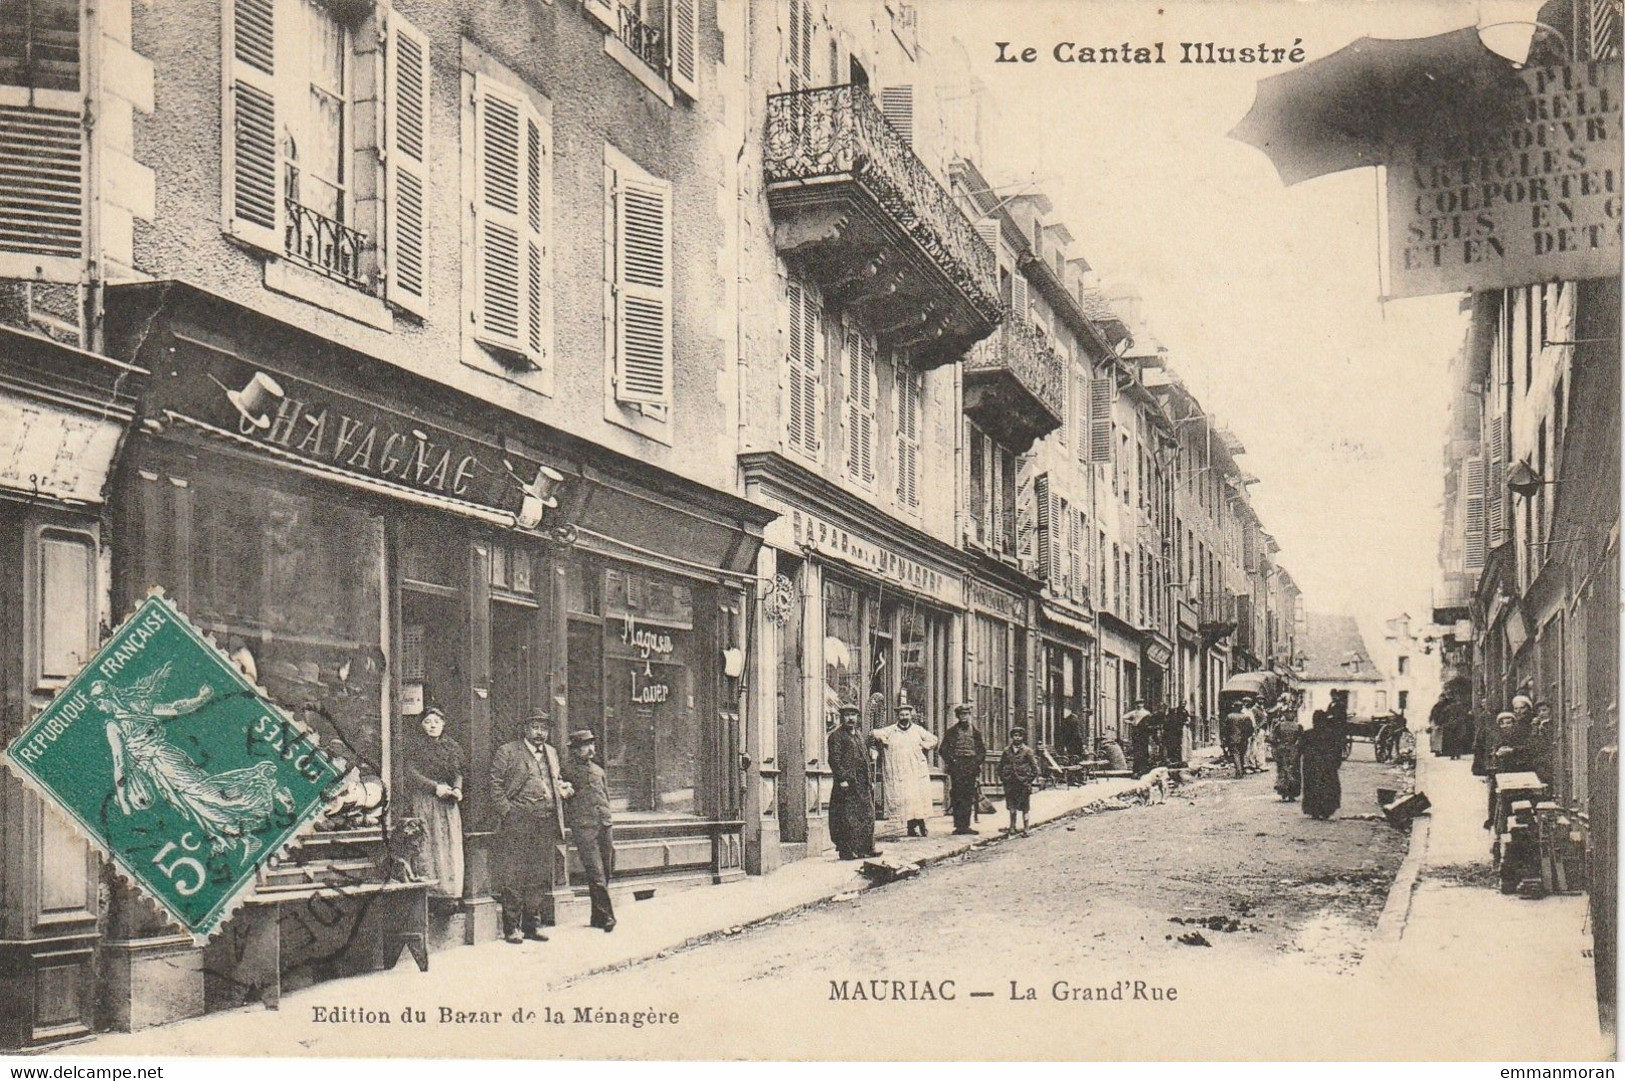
[1040,601,1095,639]
[0,326,148,507]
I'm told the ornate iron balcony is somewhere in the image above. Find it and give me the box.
[964,309,1065,451]
[283,170,366,289]
[616,3,668,76]
[763,84,1001,368]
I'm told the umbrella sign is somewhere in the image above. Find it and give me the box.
[2,591,343,943]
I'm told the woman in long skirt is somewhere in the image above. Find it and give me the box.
[1269,713,1303,801]
[406,707,465,898]
[1300,708,1345,820]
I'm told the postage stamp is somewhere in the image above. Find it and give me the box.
[2,591,343,944]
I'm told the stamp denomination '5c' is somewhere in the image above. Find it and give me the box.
[3,591,342,943]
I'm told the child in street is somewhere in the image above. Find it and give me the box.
[998,726,1040,836]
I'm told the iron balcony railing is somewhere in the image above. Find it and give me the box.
[763,84,999,321]
[967,309,1067,421]
[284,171,366,289]
[616,3,667,76]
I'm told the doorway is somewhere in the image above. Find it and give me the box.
[775,560,807,843]
[489,599,536,745]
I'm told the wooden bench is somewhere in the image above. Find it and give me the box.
[203,879,430,1011]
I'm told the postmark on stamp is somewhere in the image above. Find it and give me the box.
[3,590,343,943]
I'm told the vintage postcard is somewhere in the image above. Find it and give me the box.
[0,0,1615,1063]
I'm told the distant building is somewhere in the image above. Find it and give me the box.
[1294,613,1385,718]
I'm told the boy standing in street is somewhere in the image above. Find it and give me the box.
[997,726,1040,836]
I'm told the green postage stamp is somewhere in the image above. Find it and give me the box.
[3,591,342,943]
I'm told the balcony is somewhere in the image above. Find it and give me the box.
[284,168,366,289]
[1197,591,1238,644]
[964,310,1065,453]
[763,84,1001,369]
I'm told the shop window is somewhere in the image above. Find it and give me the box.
[971,613,1010,748]
[189,482,386,779]
[488,541,535,597]
[601,568,701,816]
[823,579,864,730]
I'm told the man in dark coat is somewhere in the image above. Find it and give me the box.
[489,712,571,943]
[1161,707,1187,767]
[940,702,987,836]
[827,703,881,861]
[563,729,616,932]
[1301,692,1349,820]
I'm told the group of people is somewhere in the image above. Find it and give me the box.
[1120,700,1192,776]
[407,708,619,945]
[827,699,1001,860]
[1469,690,1556,830]
[1222,688,1350,822]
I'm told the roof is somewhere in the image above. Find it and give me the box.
[1295,613,1384,683]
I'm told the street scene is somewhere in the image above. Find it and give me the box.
[0,0,1616,1064]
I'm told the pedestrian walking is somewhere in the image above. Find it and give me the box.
[870,698,938,837]
[997,726,1040,835]
[940,702,987,836]
[828,702,881,860]
[1301,693,1349,820]
[1222,704,1253,779]
[1243,696,1266,773]
[1268,708,1303,801]
[562,729,616,932]
[1123,699,1152,776]
[1162,707,1187,767]
[489,712,572,943]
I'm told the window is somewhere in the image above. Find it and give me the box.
[586,0,700,98]
[1376,690,1388,712]
[786,0,814,89]
[0,0,82,271]
[843,325,877,485]
[0,0,78,90]
[1397,656,1409,675]
[786,279,823,460]
[895,365,922,510]
[223,0,429,306]
[33,527,95,686]
[606,149,673,410]
[1112,543,1121,614]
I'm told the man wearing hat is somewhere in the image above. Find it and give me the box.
[940,703,987,836]
[490,713,572,944]
[563,729,616,932]
[827,703,881,861]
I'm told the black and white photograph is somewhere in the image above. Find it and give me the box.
[0,0,1618,1064]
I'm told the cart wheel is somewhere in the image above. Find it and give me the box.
[1342,735,1354,760]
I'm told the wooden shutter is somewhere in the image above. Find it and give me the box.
[968,426,986,545]
[669,0,699,97]
[1034,473,1052,583]
[1075,373,1090,458]
[1012,274,1029,320]
[786,279,822,457]
[843,327,875,483]
[1056,497,1071,595]
[385,11,431,317]
[225,0,280,250]
[1015,452,1035,564]
[474,75,526,354]
[879,85,914,145]
[974,218,1001,265]
[895,365,920,509]
[523,111,550,367]
[1088,376,1113,463]
[0,104,83,266]
[787,0,812,89]
[1463,455,1487,572]
[1072,507,1088,603]
[1488,413,1508,547]
[614,169,673,405]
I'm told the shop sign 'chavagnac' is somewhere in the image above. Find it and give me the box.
[3,592,342,943]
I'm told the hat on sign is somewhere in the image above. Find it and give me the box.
[222,370,285,431]
[568,729,597,747]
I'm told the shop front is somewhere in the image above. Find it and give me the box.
[0,327,147,1049]
[741,455,964,869]
[92,283,768,1032]
[1098,614,1143,743]
[1039,601,1094,755]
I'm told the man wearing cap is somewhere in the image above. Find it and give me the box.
[827,703,881,861]
[870,698,939,837]
[490,713,572,944]
[563,729,616,932]
[940,703,987,836]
